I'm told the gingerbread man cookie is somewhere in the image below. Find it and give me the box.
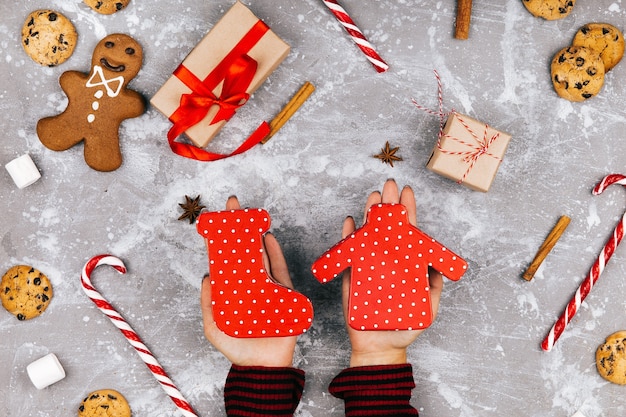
[37,34,145,171]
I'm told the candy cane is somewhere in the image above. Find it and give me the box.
[81,254,199,417]
[541,174,626,351]
[322,0,389,73]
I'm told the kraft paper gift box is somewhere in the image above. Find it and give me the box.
[426,112,511,192]
[150,1,290,148]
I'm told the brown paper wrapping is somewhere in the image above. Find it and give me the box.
[150,1,290,148]
[426,112,511,192]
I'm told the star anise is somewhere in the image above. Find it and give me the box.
[373,141,403,167]
[178,195,205,224]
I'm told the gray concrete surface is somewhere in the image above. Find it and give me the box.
[1,0,626,416]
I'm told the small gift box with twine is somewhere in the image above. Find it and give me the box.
[426,112,511,192]
[414,70,511,192]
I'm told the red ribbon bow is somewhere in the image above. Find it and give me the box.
[168,55,256,142]
[166,20,272,162]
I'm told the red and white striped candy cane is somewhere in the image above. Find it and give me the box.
[322,0,389,73]
[81,254,199,417]
[541,174,626,351]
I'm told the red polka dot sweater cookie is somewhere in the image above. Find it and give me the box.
[312,203,467,331]
[197,208,313,338]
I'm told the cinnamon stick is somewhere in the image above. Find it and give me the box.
[523,215,571,281]
[454,0,472,40]
[261,81,315,144]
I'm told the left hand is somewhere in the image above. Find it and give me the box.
[200,196,298,367]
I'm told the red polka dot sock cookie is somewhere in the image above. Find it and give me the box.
[196,208,314,338]
[312,203,468,331]
[37,33,145,171]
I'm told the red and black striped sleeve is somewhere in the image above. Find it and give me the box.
[224,365,305,416]
[329,364,419,416]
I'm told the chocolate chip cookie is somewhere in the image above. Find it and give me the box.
[84,0,130,15]
[573,23,624,71]
[522,0,576,20]
[596,331,626,385]
[78,389,131,417]
[21,9,77,67]
[1,265,53,320]
[551,46,605,102]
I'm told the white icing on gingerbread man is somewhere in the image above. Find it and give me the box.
[86,65,124,123]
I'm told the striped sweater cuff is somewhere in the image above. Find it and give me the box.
[224,365,305,416]
[329,364,418,416]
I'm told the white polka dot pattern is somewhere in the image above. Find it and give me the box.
[197,208,314,338]
[311,203,467,331]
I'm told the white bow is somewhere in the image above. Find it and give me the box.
[86,65,125,97]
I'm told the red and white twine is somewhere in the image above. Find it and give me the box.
[542,174,626,351]
[412,70,501,184]
[322,0,389,73]
[81,254,199,417]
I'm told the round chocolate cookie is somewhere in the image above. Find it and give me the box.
[522,0,576,20]
[84,0,130,15]
[21,9,77,67]
[573,23,625,71]
[78,389,131,417]
[596,331,626,385]
[1,265,53,320]
[551,46,605,102]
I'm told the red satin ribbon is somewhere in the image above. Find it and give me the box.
[169,121,270,162]
[168,57,255,141]
[167,20,271,161]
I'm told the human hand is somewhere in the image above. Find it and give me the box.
[200,196,297,367]
[342,179,444,367]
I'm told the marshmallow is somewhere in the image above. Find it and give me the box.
[26,353,66,389]
[5,154,41,189]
